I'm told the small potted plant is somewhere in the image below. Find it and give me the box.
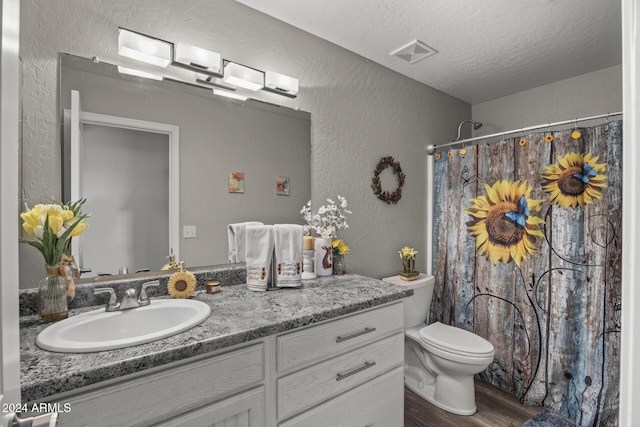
[331,238,350,275]
[399,246,419,281]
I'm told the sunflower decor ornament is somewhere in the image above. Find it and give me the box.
[371,156,405,205]
[465,180,545,267]
[167,263,197,299]
[541,152,607,208]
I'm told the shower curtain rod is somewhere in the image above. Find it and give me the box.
[426,111,623,155]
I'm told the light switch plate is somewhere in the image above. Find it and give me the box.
[183,225,197,238]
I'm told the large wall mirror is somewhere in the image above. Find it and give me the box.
[22,53,311,287]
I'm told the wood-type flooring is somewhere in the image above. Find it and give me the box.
[404,380,544,427]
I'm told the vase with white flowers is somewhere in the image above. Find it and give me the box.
[20,201,89,321]
[300,196,352,276]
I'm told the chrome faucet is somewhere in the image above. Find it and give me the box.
[94,280,160,312]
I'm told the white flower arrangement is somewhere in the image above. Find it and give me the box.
[300,195,352,239]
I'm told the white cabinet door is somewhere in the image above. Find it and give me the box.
[158,386,265,427]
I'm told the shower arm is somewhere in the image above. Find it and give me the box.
[454,120,482,142]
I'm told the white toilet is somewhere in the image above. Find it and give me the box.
[383,274,495,415]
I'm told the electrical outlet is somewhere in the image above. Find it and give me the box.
[183,225,197,238]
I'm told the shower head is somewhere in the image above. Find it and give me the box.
[454,120,483,142]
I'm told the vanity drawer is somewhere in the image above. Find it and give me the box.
[276,302,403,372]
[279,366,404,427]
[55,343,264,427]
[277,332,404,420]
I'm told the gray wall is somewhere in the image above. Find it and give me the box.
[20,0,470,287]
[472,65,622,134]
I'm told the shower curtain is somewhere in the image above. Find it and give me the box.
[431,121,621,427]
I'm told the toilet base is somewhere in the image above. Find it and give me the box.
[404,368,477,416]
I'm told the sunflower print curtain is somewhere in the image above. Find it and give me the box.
[431,121,621,427]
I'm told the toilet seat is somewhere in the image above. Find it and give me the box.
[419,322,494,357]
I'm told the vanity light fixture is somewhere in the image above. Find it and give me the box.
[116,28,301,100]
[117,66,164,81]
[174,42,222,75]
[223,62,264,91]
[213,88,248,101]
[118,28,172,68]
[264,71,299,97]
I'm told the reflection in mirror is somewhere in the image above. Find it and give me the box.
[18,53,312,288]
[64,106,179,275]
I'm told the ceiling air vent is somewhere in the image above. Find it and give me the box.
[390,40,438,64]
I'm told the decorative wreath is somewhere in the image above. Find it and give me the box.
[371,156,405,205]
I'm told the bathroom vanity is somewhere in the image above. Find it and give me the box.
[19,274,410,426]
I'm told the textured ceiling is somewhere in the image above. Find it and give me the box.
[234,0,622,104]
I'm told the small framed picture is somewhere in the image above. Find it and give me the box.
[228,172,245,193]
[276,176,289,196]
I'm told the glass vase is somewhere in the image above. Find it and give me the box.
[333,254,346,275]
[38,266,69,322]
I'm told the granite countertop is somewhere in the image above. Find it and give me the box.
[20,274,411,403]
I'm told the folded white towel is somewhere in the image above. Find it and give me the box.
[245,225,274,292]
[227,221,263,263]
[274,224,303,288]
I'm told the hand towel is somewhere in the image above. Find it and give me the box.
[245,224,274,292]
[227,221,263,263]
[274,224,303,288]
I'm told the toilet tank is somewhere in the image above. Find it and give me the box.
[382,274,435,328]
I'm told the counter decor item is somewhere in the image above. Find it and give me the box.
[205,281,221,294]
[161,251,181,270]
[302,235,316,279]
[399,246,419,281]
[167,263,197,298]
[332,239,349,275]
[371,156,405,205]
[20,202,89,322]
[314,237,333,277]
[300,196,352,277]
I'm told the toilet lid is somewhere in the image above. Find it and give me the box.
[419,322,494,357]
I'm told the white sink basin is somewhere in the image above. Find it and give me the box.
[36,299,211,353]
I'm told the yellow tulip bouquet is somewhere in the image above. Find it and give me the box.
[20,200,89,268]
[20,199,89,321]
